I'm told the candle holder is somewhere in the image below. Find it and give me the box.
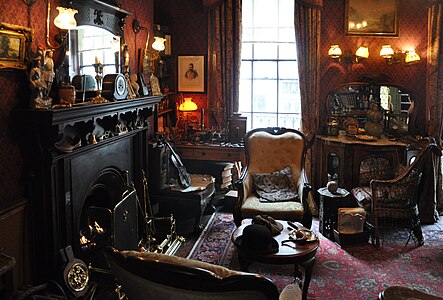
[91,63,107,104]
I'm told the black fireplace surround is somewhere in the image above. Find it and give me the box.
[15,96,162,283]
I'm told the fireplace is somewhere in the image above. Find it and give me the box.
[15,96,162,283]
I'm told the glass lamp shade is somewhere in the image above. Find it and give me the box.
[179,98,198,112]
[152,37,166,51]
[405,50,420,64]
[355,46,369,59]
[328,45,342,58]
[380,45,394,59]
[54,7,78,30]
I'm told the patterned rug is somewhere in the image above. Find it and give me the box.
[187,212,443,299]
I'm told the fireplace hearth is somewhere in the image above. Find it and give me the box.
[15,96,162,284]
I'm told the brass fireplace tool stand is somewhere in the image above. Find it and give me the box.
[138,170,184,255]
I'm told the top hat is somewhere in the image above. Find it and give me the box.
[235,224,279,254]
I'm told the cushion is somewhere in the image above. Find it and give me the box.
[351,186,372,210]
[252,166,299,202]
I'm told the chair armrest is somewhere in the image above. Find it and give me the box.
[234,166,250,226]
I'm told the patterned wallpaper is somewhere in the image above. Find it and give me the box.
[154,0,209,125]
[0,0,153,211]
[0,0,432,210]
[320,0,427,134]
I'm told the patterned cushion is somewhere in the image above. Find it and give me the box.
[252,166,299,202]
[351,186,372,210]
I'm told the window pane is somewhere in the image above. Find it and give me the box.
[279,80,301,111]
[253,113,278,128]
[254,43,277,59]
[278,114,301,130]
[279,0,294,27]
[279,43,297,60]
[239,79,252,112]
[253,61,277,79]
[253,80,277,112]
[240,61,252,79]
[241,43,253,60]
[279,61,298,80]
[253,27,278,42]
[278,28,295,43]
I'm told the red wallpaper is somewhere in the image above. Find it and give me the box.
[0,0,153,210]
[320,0,427,134]
[154,0,209,124]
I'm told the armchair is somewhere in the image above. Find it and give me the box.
[351,138,439,248]
[104,247,301,300]
[234,127,313,228]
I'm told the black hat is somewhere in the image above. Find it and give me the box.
[252,214,283,236]
[235,224,279,254]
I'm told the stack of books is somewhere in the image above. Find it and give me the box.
[220,164,234,190]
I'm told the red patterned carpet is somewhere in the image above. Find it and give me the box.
[187,212,443,299]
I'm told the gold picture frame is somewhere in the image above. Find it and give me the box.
[0,22,33,70]
[178,55,205,93]
[345,0,399,36]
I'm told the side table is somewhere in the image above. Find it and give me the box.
[318,187,353,240]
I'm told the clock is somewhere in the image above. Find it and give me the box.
[102,73,129,101]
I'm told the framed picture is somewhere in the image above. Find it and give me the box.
[345,0,398,36]
[0,22,33,70]
[178,55,205,92]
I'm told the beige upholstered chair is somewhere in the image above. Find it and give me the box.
[234,127,313,228]
[104,247,302,300]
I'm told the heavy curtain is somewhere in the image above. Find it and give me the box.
[205,0,242,129]
[426,0,443,217]
[293,0,323,215]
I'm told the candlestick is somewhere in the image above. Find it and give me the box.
[201,108,205,131]
[91,63,107,104]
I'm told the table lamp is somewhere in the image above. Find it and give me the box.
[179,97,198,141]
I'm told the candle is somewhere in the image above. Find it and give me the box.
[95,55,100,64]
[124,52,129,66]
[201,108,205,129]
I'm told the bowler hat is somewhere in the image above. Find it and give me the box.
[235,224,279,254]
[252,214,283,236]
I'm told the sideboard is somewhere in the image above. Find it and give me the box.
[313,135,408,199]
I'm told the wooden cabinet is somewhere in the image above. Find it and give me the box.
[175,144,245,163]
[313,135,408,199]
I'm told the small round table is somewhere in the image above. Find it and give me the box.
[231,219,319,300]
[318,187,351,240]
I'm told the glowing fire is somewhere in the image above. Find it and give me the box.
[79,221,105,247]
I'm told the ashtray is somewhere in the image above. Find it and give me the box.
[288,229,318,243]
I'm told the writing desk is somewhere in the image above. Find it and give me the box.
[175,143,245,164]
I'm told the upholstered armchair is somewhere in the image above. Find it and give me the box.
[104,247,302,300]
[234,127,313,228]
[351,139,439,248]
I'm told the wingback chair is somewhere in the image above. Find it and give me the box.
[234,127,312,228]
[104,247,302,300]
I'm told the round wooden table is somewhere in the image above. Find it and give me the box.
[231,219,319,300]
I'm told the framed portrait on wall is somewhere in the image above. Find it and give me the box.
[178,55,205,92]
[345,0,398,36]
[0,22,33,70]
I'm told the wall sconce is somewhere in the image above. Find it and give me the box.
[329,45,368,64]
[152,37,166,52]
[46,0,77,49]
[379,45,421,65]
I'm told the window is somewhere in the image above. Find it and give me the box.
[239,0,301,130]
[69,26,120,85]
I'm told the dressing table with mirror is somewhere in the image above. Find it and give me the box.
[313,81,417,197]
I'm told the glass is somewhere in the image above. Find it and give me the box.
[254,43,277,59]
[279,43,297,59]
[253,61,277,79]
[279,61,298,80]
[252,80,277,112]
[278,113,301,129]
[252,113,278,128]
[239,79,252,112]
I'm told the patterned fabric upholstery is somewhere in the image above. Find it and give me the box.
[234,128,312,228]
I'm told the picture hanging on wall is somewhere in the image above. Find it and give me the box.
[345,0,399,36]
[0,22,33,70]
[178,55,205,92]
